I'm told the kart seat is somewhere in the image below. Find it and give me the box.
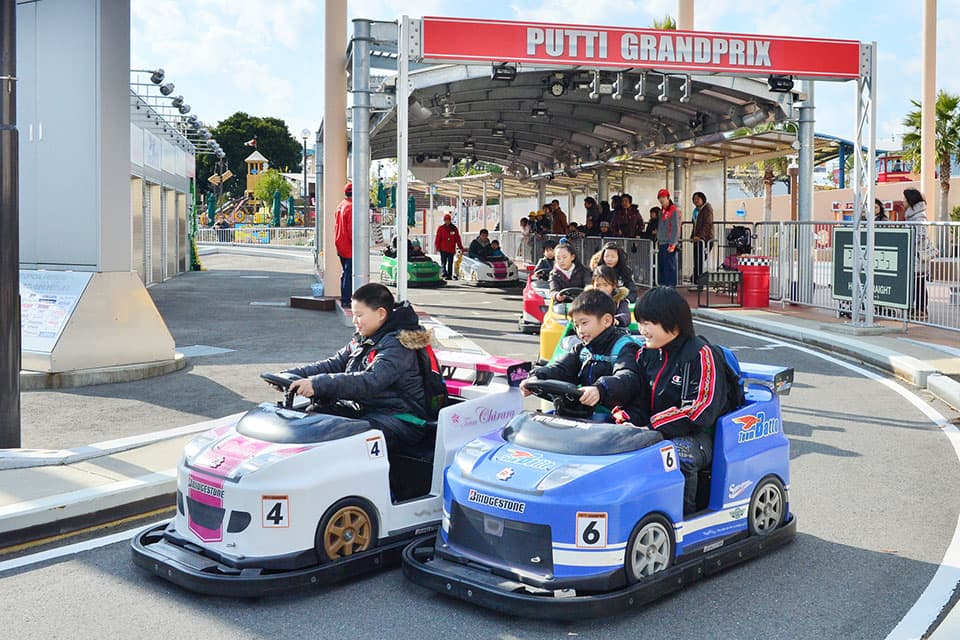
[389,419,437,503]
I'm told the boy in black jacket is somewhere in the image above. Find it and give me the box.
[520,289,639,411]
[284,283,432,449]
[626,286,733,514]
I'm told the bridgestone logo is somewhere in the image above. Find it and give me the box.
[467,489,525,513]
[188,477,224,499]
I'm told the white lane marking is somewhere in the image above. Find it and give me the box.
[698,320,958,640]
[0,521,165,575]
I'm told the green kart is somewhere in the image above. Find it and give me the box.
[379,251,446,288]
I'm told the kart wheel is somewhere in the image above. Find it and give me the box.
[748,477,786,536]
[316,498,378,562]
[625,514,673,583]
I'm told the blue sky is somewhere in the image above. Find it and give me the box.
[132,0,960,150]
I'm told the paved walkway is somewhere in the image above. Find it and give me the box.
[2,255,959,637]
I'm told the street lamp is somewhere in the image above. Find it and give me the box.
[301,128,310,199]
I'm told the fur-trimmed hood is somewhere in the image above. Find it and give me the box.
[398,327,433,350]
[612,286,630,303]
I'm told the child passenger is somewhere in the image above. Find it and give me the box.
[589,266,631,328]
[548,242,591,300]
[626,286,734,514]
[533,239,558,280]
[489,239,505,258]
[283,283,432,449]
[520,289,639,411]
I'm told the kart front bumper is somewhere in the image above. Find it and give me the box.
[132,521,426,597]
[402,515,796,620]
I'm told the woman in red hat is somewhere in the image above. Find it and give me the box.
[656,188,681,286]
[434,213,464,279]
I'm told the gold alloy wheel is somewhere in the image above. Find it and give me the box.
[322,505,373,558]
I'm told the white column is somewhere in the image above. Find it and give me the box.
[322,0,347,295]
[677,0,694,29]
[921,0,938,217]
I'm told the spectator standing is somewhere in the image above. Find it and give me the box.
[434,213,464,279]
[550,199,569,234]
[657,189,680,286]
[690,191,715,289]
[904,188,935,319]
[643,207,660,241]
[874,198,889,222]
[598,200,614,230]
[334,182,354,306]
[612,193,643,238]
[583,197,599,234]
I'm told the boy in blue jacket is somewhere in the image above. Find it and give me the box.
[520,289,639,411]
[284,283,432,449]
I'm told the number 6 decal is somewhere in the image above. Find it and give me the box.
[659,445,678,472]
[576,512,608,548]
[262,495,290,528]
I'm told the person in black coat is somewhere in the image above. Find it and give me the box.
[284,283,432,449]
[548,242,590,300]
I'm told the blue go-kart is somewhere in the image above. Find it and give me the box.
[402,360,796,619]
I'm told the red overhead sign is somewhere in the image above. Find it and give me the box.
[421,17,862,79]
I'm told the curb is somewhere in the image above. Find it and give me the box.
[0,469,176,540]
[20,353,188,391]
[0,413,242,471]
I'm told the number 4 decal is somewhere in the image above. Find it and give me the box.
[262,495,289,528]
[660,445,678,472]
[366,436,384,459]
[576,512,608,548]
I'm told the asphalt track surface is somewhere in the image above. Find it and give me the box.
[5,256,960,639]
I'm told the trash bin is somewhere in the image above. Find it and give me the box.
[738,255,770,308]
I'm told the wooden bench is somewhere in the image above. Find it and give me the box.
[697,270,742,308]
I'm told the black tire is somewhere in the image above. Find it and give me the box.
[624,514,674,583]
[747,476,786,536]
[315,498,379,562]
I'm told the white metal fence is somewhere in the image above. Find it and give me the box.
[196,227,315,246]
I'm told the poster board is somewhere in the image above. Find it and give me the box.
[20,270,93,353]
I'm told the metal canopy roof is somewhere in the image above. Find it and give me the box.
[367,63,799,181]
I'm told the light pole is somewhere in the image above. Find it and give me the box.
[301,128,310,226]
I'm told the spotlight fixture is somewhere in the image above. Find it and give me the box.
[588,70,601,100]
[612,73,624,101]
[415,154,426,163]
[742,108,768,128]
[440,151,453,162]
[463,137,475,150]
[767,75,795,93]
[657,75,669,102]
[149,69,165,84]
[530,101,548,118]
[178,104,191,115]
[171,95,184,108]
[680,75,692,103]
[634,72,647,102]
[159,82,175,96]
[688,112,705,132]
[491,63,517,81]
[563,165,580,178]
[548,73,567,97]
[492,120,506,137]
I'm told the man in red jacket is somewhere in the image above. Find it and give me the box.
[434,213,464,279]
[334,182,353,306]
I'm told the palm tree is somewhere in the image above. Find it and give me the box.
[652,15,676,30]
[901,90,960,221]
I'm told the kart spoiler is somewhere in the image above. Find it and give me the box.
[739,363,794,396]
[435,351,531,387]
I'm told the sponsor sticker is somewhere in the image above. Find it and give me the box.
[262,495,290,528]
[728,480,753,500]
[467,489,526,513]
[496,467,515,481]
[495,447,557,471]
[729,507,746,519]
[576,512,608,548]
[733,412,781,444]
[659,445,678,472]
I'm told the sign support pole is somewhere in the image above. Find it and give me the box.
[396,16,410,302]
[851,42,878,326]
[0,0,21,448]
[351,19,371,292]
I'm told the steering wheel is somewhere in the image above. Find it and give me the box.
[554,287,584,303]
[260,371,303,409]
[523,378,593,419]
